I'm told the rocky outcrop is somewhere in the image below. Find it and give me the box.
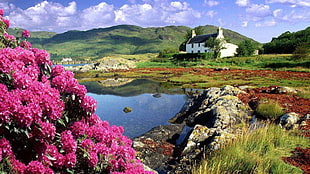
[65,58,136,72]
[133,85,253,173]
[132,124,185,171]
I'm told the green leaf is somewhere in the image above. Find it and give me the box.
[57,119,66,126]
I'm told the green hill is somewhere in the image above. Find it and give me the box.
[10,25,259,60]
[263,27,310,54]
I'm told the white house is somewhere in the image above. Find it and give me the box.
[186,27,238,58]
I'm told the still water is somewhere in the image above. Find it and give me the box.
[81,79,187,138]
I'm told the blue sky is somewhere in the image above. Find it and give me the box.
[0,0,309,43]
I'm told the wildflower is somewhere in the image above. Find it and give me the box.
[61,130,77,153]
[64,152,76,168]
[0,9,4,17]
[22,30,31,38]
[24,161,45,174]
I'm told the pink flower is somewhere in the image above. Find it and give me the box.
[46,145,64,168]
[64,152,76,168]
[61,130,77,153]
[80,96,97,113]
[0,138,13,157]
[70,121,88,137]
[51,65,65,77]
[88,152,98,167]
[24,161,45,174]
[2,19,9,28]
[3,32,15,41]
[22,30,31,38]
[10,158,27,174]
[81,139,95,152]
[0,9,4,17]
[33,122,56,142]
[20,41,32,49]
[31,48,52,66]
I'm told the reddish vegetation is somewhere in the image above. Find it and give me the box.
[139,138,175,156]
[283,147,310,174]
[119,68,310,172]
[238,86,310,174]
[238,86,310,116]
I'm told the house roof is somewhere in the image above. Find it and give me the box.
[187,33,218,44]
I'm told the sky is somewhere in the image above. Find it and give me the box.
[0,0,309,43]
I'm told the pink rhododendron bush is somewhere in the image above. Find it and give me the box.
[0,10,153,174]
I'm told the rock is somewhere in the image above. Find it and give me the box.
[123,107,132,113]
[279,112,300,130]
[132,124,185,170]
[214,67,230,71]
[274,86,297,94]
[169,85,251,128]
[64,58,136,72]
[182,125,216,155]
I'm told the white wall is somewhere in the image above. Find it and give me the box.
[186,43,212,53]
[186,42,238,58]
[220,43,238,58]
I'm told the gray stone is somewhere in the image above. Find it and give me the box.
[274,86,298,94]
[279,112,300,130]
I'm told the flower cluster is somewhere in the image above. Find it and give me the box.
[0,9,153,174]
[0,10,31,49]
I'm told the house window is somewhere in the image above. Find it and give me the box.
[198,43,200,47]
[191,51,193,53]
[198,50,200,53]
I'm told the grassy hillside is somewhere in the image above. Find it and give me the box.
[10,25,259,60]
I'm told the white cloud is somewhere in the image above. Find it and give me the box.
[206,10,217,18]
[204,0,220,7]
[266,0,310,7]
[246,4,272,17]
[115,1,201,26]
[242,21,248,27]
[255,19,277,27]
[235,0,251,7]
[273,8,310,22]
[80,2,115,29]
[8,1,78,31]
[3,1,202,32]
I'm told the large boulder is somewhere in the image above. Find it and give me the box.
[132,124,185,171]
[169,85,251,128]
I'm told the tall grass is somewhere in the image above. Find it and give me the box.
[255,99,285,121]
[193,125,309,174]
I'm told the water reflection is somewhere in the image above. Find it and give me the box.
[82,79,187,138]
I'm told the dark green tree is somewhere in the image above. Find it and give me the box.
[236,39,256,57]
[205,37,225,59]
[293,43,310,60]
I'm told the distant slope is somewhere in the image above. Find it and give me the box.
[14,25,258,60]
[263,27,310,54]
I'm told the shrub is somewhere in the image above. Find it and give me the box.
[0,9,153,174]
[255,99,285,121]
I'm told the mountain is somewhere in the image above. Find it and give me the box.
[11,25,259,60]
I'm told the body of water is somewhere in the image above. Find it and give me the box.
[82,79,187,138]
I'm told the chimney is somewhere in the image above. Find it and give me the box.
[191,30,196,38]
[217,27,224,39]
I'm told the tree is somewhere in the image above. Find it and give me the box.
[205,37,225,59]
[293,43,310,60]
[180,26,205,51]
[236,39,256,57]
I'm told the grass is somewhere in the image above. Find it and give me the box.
[255,99,286,121]
[193,125,309,174]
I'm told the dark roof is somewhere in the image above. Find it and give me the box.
[187,33,217,44]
